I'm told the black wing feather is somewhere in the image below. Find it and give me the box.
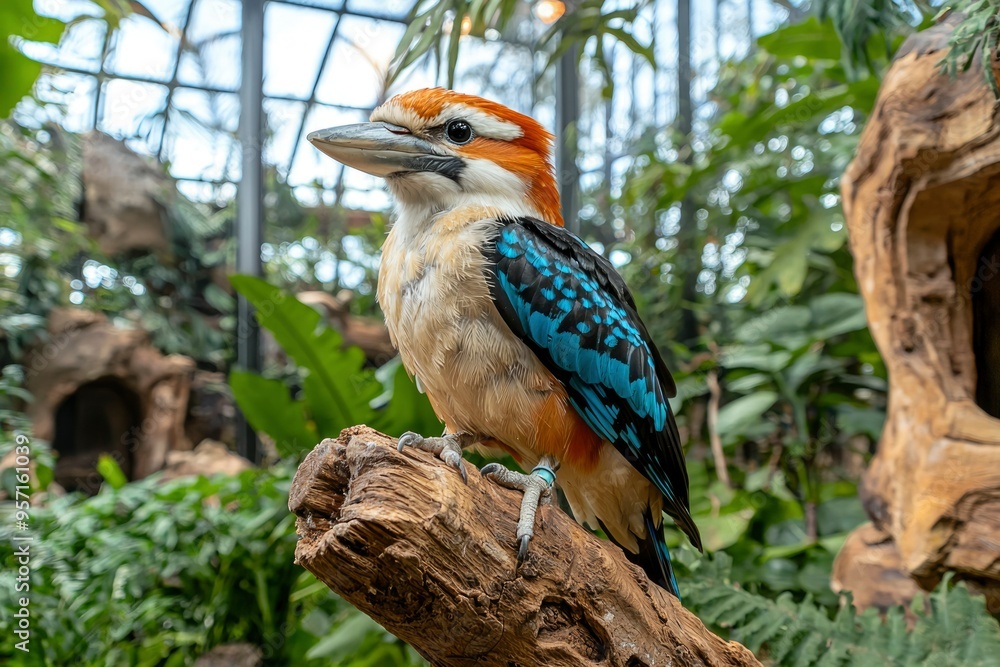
[484,217,701,551]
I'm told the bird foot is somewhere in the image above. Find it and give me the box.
[397,431,471,483]
[481,459,558,564]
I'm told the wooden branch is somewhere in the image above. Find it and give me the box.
[706,369,731,488]
[289,426,761,667]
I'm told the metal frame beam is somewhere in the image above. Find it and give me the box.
[555,42,580,234]
[157,0,199,160]
[284,8,344,181]
[235,0,265,463]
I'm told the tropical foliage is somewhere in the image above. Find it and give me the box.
[1,0,999,665]
[0,0,66,117]
[608,15,889,607]
[0,462,423,666]
[681,552,1000,666]
[228,275,441,458]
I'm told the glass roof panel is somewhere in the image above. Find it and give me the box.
[275,0,346,10]
[172,87,240,133]
[186,0,241,44]
[263,99,308,173]
[448,39,536,112]
[177,180,237,204]
[198,33,242,90]
[263,3,338,99]
[345,0,411,20]
[97,79,168,139]
[20,0,775,228]
[313,15,406,108]
[385,59,436,96]
[287,104,368,187]
[161,109,236,181]
[24,73,98,133]
[176,50,210,89]
[20,17,107,73]
[137,0,195,31]
[104,14,180,82]
[340,183,390,211]
[341,162,384,194]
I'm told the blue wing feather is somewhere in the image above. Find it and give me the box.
[485,218,702,565]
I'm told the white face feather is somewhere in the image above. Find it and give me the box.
[387,158,536,242]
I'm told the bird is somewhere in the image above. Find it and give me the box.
[308,88,702,597]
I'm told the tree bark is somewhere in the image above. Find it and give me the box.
[289,426,761,667]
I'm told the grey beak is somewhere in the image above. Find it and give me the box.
[307,121,463,180]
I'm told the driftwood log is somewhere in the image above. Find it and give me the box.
[289,426,760,666]
[835,17,1000,613]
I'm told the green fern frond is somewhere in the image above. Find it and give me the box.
[682,553,1000,666]
[813,0,930,75]
[814,0,1000,96]
[936,2,1000,96]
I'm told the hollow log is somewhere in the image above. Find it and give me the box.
[289,426,761,667]
[23,308,194,490]
[835,17,1000,611]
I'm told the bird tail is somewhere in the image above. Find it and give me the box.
[613,509,681,599]
[597,509,682,598]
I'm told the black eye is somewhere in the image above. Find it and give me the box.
[445,120,473,144]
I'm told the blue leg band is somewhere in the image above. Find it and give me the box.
[530,464,557,487]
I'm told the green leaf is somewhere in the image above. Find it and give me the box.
[229,371,318,457]
[305,610,384,659]
[721,85,854,148]
[229,275,380,438]
[203,283,235,313]
[34,460,54,491]
[735,306,811,345]
[758,17,842,61]
[783,348,843,392]
[716,392,779,440]
[720,345,793,373]
[809,292,868,339]
[724,372,771,393]
[370,357,442,438]
[696,506,756,551]
[776,250,809,297]
[0,0,66,116]
[97,454,128,490]
[445,8,463,89]
[835,405,885,440]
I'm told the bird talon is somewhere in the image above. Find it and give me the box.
[481,458,558,566]
[442,449,468,483]
[397,431,422,452]
[395,431,470,482]
[517,534,531,566]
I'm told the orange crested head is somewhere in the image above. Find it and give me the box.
[309,87,563,226]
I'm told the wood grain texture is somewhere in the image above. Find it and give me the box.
[289,426,761,667]
[834,17,1000,612]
